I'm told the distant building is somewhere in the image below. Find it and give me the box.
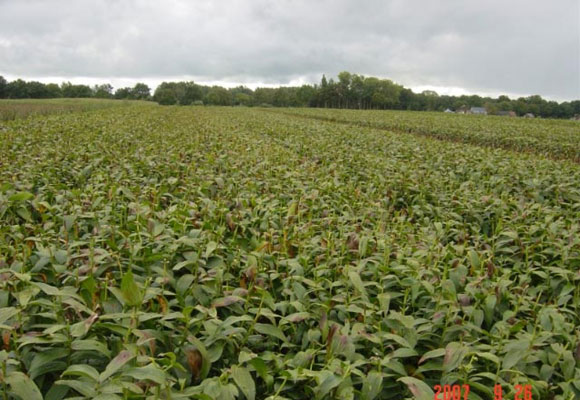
[497,111,516,117]
[470,107,487,115]
[571,114,580,121]
[444,108,454,113]
[523,113,535,118]
[456,105,470,114]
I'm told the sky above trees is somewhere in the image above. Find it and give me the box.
[0,0,578,100]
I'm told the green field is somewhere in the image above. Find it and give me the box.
[0,104,579,399]
[0,98,153,121]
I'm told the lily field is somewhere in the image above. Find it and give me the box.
[0,102,579,399]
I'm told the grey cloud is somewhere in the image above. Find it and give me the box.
[0,0,578,99]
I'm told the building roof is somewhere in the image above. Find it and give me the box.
[470,107,487,113]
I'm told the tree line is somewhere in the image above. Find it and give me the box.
[1,73,579,119]
[0,77,152,101]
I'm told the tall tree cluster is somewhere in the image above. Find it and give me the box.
[1,73,579,119]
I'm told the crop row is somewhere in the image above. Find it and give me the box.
[270,108,580,162]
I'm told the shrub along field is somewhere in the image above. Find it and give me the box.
[0,106,579,400]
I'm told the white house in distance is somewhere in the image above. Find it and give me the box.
[470,107,487,115]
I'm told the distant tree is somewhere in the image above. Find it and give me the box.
[179,82,203,105]
[319,74,332,107]
[114,87,132,99]
[556,102,573,119]
[376,79,402,109]
[484,101,499,115]
[206,86,231,105]
[398,88,414,110]
[421,90,439,111]
[296,85,316,107]
[234,92,252,106]
[93,84,114,98]
[45,83,62,98]
[350,74,365,109]
[61,82,92,98]
[230,86,253,106]
[467,95,483,107]
[337,71,352,108]
[153,87,178,105]
[26,81,51,98]
[362,77,381,109]
[0,76,7,98]
[151,81,202,105]
[253,88,275,106]
[131,83,151,100]
[6,79,29,98]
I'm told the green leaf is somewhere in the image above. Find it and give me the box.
[475,352,500,365]
[315,372,342,400]
[93,394,123,400]
[483,294,497,327]
[99,350,135,383]
[9,191,34,202]
[71,339,112,357]
[286,201,298,218]
[204,241,218,258]
[253,323,287,342]
[55,379,97,397]
[6,371,43,400]
[120,270,143,307]
[187,335,211,379]
[0,307,19,325]
[213,295,245,308]
[29,348,68,379]
[502,340,529,369]
[249,357,272,388]
[443,342,468,373]
[176,274,195,297]
[398,376,434,400]
[284,312,311,323]
[362,371,382,400]
[231,365,256,400]
[469,250,480,269]
[348,270,368,299]
[62,364,100,381]
[382,333,411,348]
[152,221,165,236]
[125,364,167,385]
[418,348,445,364]
[45,384,69,400]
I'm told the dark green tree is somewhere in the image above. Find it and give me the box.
[0,76,7,98]
[131,83,151,100]
[61,82,92,98]
[6,79,29,98]
[94,84,113,98]
[206,86,231,105]
[114,87,132,99]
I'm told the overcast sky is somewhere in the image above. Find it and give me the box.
[0,0,579,100]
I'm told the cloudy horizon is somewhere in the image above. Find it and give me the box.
[1,0,579,101]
